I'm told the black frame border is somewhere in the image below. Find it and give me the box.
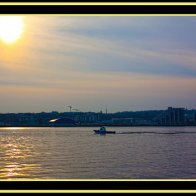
[0,1,196,194]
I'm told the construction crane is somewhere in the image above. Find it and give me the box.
[72,109,81,113]
[67,106,72,112]
[72,109,79,112]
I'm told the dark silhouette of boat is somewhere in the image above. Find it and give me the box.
[93,126,116,134]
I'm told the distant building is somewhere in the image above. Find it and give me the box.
[111,118,135,125]
[72,112,102,124]
[19,114,38,126]
[156,107,185,126]
[49,118,76,126]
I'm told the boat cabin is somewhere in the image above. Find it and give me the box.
[100,126,106,132]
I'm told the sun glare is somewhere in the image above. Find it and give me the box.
[0,16,24,44]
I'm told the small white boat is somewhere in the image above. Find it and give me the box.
[93,126,116,134]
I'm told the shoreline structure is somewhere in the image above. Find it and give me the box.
[0,107,196,127]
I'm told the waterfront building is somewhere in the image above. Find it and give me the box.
[49,118,76,126]
[72,112,102,124]
[156,107,185,126]
[111,118,135,125]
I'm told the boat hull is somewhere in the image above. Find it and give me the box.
[93,130,116,134]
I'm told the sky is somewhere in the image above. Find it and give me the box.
[0,16,196,113]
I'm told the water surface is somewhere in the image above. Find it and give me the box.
[0,126,196,179]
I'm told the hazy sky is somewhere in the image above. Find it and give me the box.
[0,16,196,113]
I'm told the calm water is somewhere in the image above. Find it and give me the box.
[0,126,196,179]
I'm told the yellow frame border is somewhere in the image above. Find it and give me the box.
[0,2,195,5]
[0,1,196,193]
[0,190,196,193]
[0,179,196,193]
[0,2,196,16]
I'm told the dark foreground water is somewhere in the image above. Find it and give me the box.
[0,126,196,179]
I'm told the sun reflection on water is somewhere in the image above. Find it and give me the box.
[0,163,41,178]
[0,127,31,130]
[0,130,41,179]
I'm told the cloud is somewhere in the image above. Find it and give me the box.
[1,71,196,112]
[1,16,196,112]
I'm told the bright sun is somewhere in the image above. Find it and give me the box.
[0,16,24,44]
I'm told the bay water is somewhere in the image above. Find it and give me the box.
[0,126,196,179]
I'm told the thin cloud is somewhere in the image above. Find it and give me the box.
[1,16,196,112]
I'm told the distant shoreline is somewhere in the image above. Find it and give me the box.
[0,125,195,128]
